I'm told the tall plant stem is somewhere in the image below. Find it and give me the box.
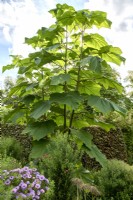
[68,28,84,135]
[41,71,44,101]
[64,26,68,131]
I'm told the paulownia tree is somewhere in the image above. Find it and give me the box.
[3,4,126,166]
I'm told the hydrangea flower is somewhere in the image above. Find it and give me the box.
[0,166,49,199]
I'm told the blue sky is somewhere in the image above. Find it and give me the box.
[0,0,133,88]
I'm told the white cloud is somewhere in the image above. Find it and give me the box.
[2,25,12,42]
[84,0,133,80]
[0,0,56,57]
[0,0,57,84]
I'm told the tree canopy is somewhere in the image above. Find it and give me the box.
[2,4,126,166]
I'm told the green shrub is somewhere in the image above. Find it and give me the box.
[0,156,21,200]
[0,136,24,162]
[0,156,21,173]
[94,159,133,200]
[0,180,12,200]
[32,134,82,200]
[43,179,55,200]
[122,126,133,164]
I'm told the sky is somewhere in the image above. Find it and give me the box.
[0,0,133,88]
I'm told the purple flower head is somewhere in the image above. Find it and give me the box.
[23,166,29,171]
[19,169,23,174]
[34,171,40,176]
[1,166,49,199]
[40,189,45,193]
[21,183,27,190]
[27,174,32,179]
[12,188,18,194]
[15,186,20,190]
[29,190,35,197]
[5,179,11,185]
[39,175,45,181]
[28,169,33,174]
[36,174,40,179]
[35,183,41,189]
[22,174,28,179]
[9,176,14,180]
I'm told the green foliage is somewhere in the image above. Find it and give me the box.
[3,3,126,166]
[0,136,24,162]
[122,126,133,165]
[42,179,55,200]
[87,95,126,114]
[31,134,83,200]
[0,156,21,173]
[0,106,12,123]
[94,159,133,200]
[0,180,12,200]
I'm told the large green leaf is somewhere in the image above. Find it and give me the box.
[30,101,51,119]
[25,36,39,47]
[73,120,90,129]
[50,4,76,26]
[22,120,57,140]
[89,56,102,73]
[30,139,50,158]
[95,75,123,92]
[84,144,107,167]
[51,74,70,85]
[99,45,125,65]
[4,108,25,123]
[71,129,93,148]
[73,118,114,132]
[50,91,83,109]
[90,10,112,28]
[81,56,102,73]
[87,95,126,115]
[83,33,108,50]
[8,82,28,96]
[26,83,38,91]
[79,82,101,96]
[2,64,15,73]
[37,25,65,42]
[22,95,36,105]
[71,129,107,167]
[44,43,61,51]
[87,118,115,132]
